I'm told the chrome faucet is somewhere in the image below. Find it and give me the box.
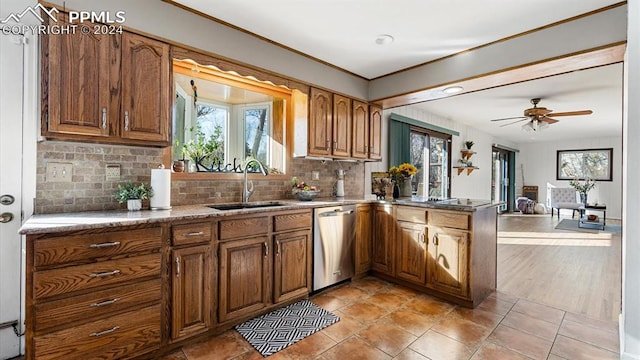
[243,158,269,204]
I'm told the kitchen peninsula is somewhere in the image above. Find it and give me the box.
[20,198,498,360]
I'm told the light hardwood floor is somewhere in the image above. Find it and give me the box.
[497,213,621,322]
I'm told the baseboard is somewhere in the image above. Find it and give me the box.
[620,313,640,359]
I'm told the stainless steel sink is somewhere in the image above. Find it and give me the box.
[207,201,286,211]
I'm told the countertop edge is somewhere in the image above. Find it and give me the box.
[20,198,499,235]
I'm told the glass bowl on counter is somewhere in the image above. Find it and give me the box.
[294,190,321,201]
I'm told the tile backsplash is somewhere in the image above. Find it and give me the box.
[36,141,364,214]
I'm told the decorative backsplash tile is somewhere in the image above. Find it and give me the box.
[35,141,365,214]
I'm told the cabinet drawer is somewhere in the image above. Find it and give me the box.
[428,211,469,230]
[35,278,161,332]
[396,206,426,223]
[34,304,161,360]
[172,222,213,246]
[34,227,162,267]
[219,216,269,240]
[274,211,312,232]
[34,253,161,300]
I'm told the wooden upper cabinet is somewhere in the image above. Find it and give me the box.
[369,104,383,160]
[351,100,369,159]
[43,15,170,146]
[308,88,333,156]
[120,32,171,143]
[45,13,118,137]
[332,94,352,158]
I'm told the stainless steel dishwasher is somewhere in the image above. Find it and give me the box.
[313,205,356,291]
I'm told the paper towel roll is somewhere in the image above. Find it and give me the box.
[150,168,172,210]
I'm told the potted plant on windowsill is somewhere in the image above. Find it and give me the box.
[113,182,153,211]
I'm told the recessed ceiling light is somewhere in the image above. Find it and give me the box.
[442,86,464,94]
[375,34,394,45]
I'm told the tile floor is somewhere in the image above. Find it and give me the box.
[161,277,620,360]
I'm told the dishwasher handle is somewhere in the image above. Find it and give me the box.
[319,209,354,217]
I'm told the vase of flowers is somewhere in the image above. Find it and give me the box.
[569,177,596,205]
[388,163,418,198]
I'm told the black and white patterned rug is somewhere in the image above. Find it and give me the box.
[235,299,340,357]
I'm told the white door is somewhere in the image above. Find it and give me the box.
[0,32,25,358]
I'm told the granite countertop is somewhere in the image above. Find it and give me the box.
[19,197,499,235]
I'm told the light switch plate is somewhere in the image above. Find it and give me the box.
[106,164,121,180]
[311,171,320,181]
[45,162,72,182]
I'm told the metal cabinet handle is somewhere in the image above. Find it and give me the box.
[124,111,129,131]
[184,231,204,237]
[89,241,120,249]
[176,257,180,276]
[420,232,426,244]
[432,233,439,246]
[276,240,281,256]
[101,108,107,129]
[264,242,268,257]
[89,270,120,278]
[90,298,120,307]
[90,326,120,337]
[334,141,337,150]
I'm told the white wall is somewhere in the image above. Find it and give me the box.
[622,0,640,358]
[518,137,623,219]
[364,105,518,200]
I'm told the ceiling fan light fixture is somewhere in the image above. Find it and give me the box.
[442,86,464,94]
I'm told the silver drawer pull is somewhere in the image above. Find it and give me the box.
[89,241,120,249]
[89,270,120,278]
[89,326,120,337]
[183,231,204,237]
[90,298,120,307]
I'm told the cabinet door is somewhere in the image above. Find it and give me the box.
[219,236,271,323]
[372,205,394,275]
[427,228,469,298]
[396,222,427,285]
[369,104,383,160]
[355,204,372,275]
[172,245,212,340]
[308,88,333,156]
[45,13,118,137]
[332,94,351,157]
[274,230,311,303]
[120,32,171,144]
[351,101,369,159]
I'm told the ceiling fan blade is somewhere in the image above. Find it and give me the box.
[490,116,527,122]
[499,118,529,127]
[547,110,593,117]
[539,116,559,124]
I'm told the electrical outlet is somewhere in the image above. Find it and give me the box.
[45,162,72,182]
[311,171,320,181]
[106,164,121,180]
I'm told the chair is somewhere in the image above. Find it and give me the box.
[548,187,581,218]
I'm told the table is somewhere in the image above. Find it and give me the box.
[579,204,607,230]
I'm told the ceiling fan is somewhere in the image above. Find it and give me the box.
[490,98,593,131]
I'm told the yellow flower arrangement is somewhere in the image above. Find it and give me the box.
[388,163,417,183]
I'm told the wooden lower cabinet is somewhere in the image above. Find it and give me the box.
[218,236,271,323]
[427,227,470,298]
[274,230,311,303]
[372,204,394,275]
[171,245,212,340]
[354,204,372,276]
[395,221,428,285]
